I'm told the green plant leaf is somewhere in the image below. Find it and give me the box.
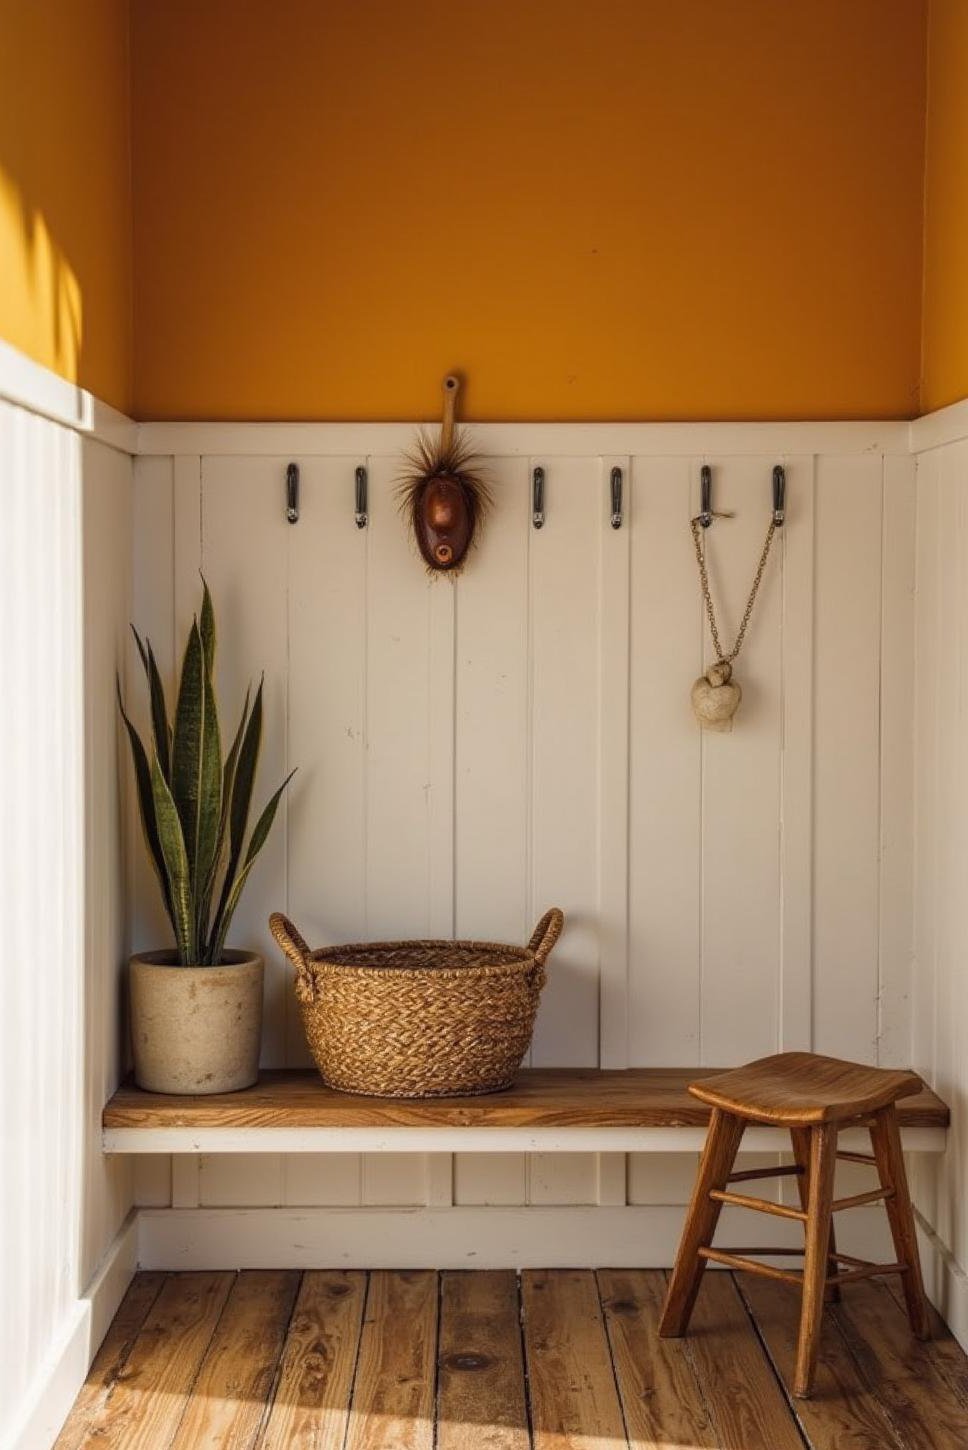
[210,677,263,948]
[116,677,172,922]
[130,623,149,675]
[150,752,196,963]
[200,575,216,679]
[145,640,172,783]
[210,769,295,963]
[198,685,250,960]
[193,654,223,946]
[171,619,205,882]
[220,685,250,846]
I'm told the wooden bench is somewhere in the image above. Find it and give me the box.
[102,1068,949,1156]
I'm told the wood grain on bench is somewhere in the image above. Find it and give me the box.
[103,1068,950,1131]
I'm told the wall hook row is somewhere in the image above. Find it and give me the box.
[284,459,787,532]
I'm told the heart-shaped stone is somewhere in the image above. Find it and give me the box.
[691,661,742,731]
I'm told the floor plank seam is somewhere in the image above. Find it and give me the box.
[514,1269,536,1449]
[593,1268,635,1450]
[730,1271,815,1450]
[252,1268,306,1449]
[431,1269,443,1450]
[341,1269,372,1450]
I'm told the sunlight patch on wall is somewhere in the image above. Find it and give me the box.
[0,168,82,388]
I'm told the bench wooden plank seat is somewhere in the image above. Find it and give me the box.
[102,1069,949,1156]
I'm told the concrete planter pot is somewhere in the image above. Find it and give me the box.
[129,950,264,1094]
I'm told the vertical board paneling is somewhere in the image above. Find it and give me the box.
[200,458,290,1067]
[129,456,175,952]
[911,434,968,1308]
[0,403,134,1446]
[0,406,82,1431]
[913,451,940,1080]
[362,457,453,1199]
[778,458,816,1052]
[878,456,916,1064]
[364,456,448,938]
[699,460,783,1064]
[287,458,368,1061]
[628,458,702,1065]
[127,432,918,1224]
[929,442,967,1259]
[813,458,883,1061]
[453,457,530,1206]
[81,439,135,1281]
[598,456,632,1068]
[529,458,601,1067]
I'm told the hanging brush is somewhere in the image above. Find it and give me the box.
[398,374,491,574]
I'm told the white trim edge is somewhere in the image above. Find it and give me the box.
[4,1213,139,1450]
[0,340,136,454]
[909,395,968,454]
[104,1123,948,1155]
[135,419,912,458]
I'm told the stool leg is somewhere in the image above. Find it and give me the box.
[790,1127,841,1304]
[659,1108,745,1337]
[869,1106,931,1340]
[794,1123,838,1398]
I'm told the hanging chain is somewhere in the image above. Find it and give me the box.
[690,515,777,665]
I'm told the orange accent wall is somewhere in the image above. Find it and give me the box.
[0,0,132,413]
[921,0,968,414]
[131,0,927,422]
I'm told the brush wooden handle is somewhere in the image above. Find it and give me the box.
[441,374,460,453]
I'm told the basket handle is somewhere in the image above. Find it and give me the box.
[269,912,316,1004]
[528,908,564,967]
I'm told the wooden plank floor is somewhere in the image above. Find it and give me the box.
[56,1269,968,1449]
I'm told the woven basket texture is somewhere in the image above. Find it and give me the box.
[269,910,564,1098]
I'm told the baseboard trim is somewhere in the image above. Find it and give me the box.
[916,1212,968,1353]
[136,1202,895,1273]
[5,1212,138,1450]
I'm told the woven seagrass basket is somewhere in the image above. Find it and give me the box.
[268,909,564,1098]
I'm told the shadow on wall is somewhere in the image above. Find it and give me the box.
[0,166,83,388]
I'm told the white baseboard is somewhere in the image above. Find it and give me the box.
[917,1212,968,1352]
[137,1202,895,1272]
[5,1213,138,1450]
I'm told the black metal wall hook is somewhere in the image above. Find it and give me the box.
[355,465,368,528]
[610,466,623,529]
[772,464,786,526]
[286,462,299,524]
[699,464,734,527]
[532,466,545,529]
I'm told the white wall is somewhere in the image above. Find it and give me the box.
[909,410,968,1346]
[0,350,136,1450]
[129,424,918,1234]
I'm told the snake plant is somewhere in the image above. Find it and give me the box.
[118,579,295,965]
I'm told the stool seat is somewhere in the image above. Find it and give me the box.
[689,1050,923,1126]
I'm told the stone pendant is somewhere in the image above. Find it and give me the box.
[691,661,742,732]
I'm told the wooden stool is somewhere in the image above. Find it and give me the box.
[658,1051,931,1398]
